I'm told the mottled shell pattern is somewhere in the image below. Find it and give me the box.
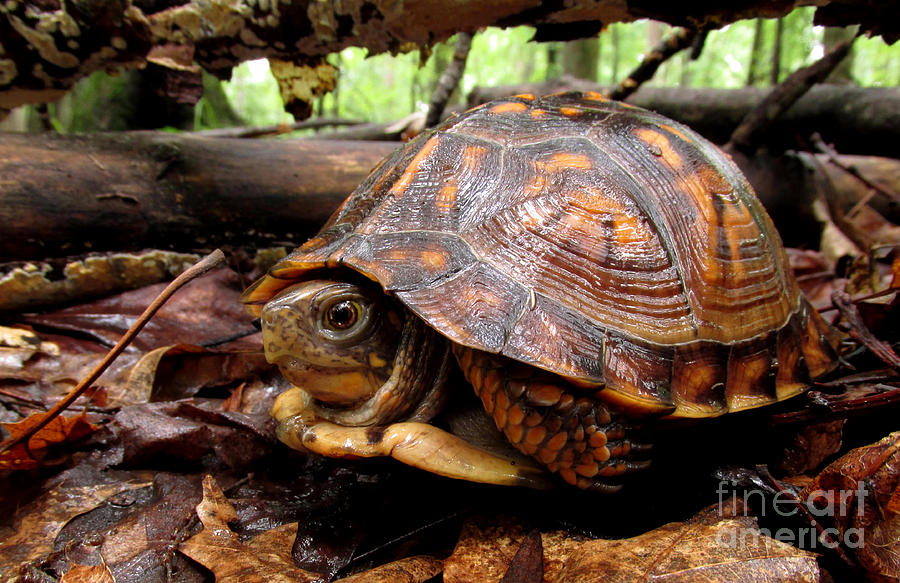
[243,92,839,419]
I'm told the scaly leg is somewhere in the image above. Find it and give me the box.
[455,346,651,491]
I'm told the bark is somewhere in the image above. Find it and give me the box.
[0,132,396,261]
[1,0,897,114]
[468,81,900,158]
[2,130,897,261]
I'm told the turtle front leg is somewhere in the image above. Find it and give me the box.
[454,347,651,491]
[271,387,552,488]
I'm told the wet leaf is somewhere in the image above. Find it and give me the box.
[109,400,274,470]
[180,475,321,583]
[499,528,542,583]
[801,431,900,582]
[113,343,270,407]
[0,472,150,580]
[60,563,116,583]
[777,420,846,475]
[20,268,257,352]
[0,412,98,470]
[444,510,820,583]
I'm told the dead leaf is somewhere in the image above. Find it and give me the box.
[180,475,321,583]
[500,528,542,583]
[20,268,257,352]
[801,431,900,582]
[60,563,116,583]
[0,412,98,470]
[334,556,443,583]
[777,419,846,475]
[0,475,150,582]
[444,510,820,583]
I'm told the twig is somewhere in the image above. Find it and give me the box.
[609,27,698,102]
[426,32,474,128]
[198,117,364,139]
[818,286,899,313]
[810,132,900,217]
[0,249,226,456]
[832,289,900,371]
[755,466,859,571]
[728,37,856,154]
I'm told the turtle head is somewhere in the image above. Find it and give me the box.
[260,278,404,408]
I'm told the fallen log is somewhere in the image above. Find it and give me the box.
[2,131,897,261]
[0,132,396,261]
[468,82,900,159]
[3,1,895,114]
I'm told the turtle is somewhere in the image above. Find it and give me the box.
[240,92,840,491]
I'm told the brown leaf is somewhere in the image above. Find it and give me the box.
[776,419,846,475]
[500,528,542,583]
[0,412,98,470]
[60,563,116,583]
[0,477,150,581]
[180,475,321,583]
[444,511,820,583]
[20,268,257,352]
[334,556,443,583]
[801,431,900,582]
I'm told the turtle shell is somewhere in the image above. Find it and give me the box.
[242,92,839,418]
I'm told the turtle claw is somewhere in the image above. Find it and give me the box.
[272,388,552,489]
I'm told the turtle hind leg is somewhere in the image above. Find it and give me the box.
[454,346,652,491]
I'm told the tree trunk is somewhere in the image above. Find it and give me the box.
[746,19,765,86]
[562,38,599,82]
[823,26,858,84]
[771,17,784,85]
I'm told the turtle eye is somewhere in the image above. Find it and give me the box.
[325,300,361,331]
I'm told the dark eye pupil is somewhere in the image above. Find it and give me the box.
[328,301,358,330]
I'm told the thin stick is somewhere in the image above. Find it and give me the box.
[609,27,697,102]
[0,249,225,455]
[727,37,855,154]
[426,32,473,128]
[810,132,900,214]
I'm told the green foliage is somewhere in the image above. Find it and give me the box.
[17,8,897,133]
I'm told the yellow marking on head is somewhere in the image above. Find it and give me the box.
[634,127,683,169]
[559,106,581,117]
[368,352,388,369]
[389,136,440,196]
[514,93,535,100]
[490,101,528,114]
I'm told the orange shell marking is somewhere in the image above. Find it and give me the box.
[633,127,684,170]
[490,102,529,114]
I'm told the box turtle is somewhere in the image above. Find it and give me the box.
[241,92,840,491]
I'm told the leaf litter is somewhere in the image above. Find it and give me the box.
[0,235,897,583]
